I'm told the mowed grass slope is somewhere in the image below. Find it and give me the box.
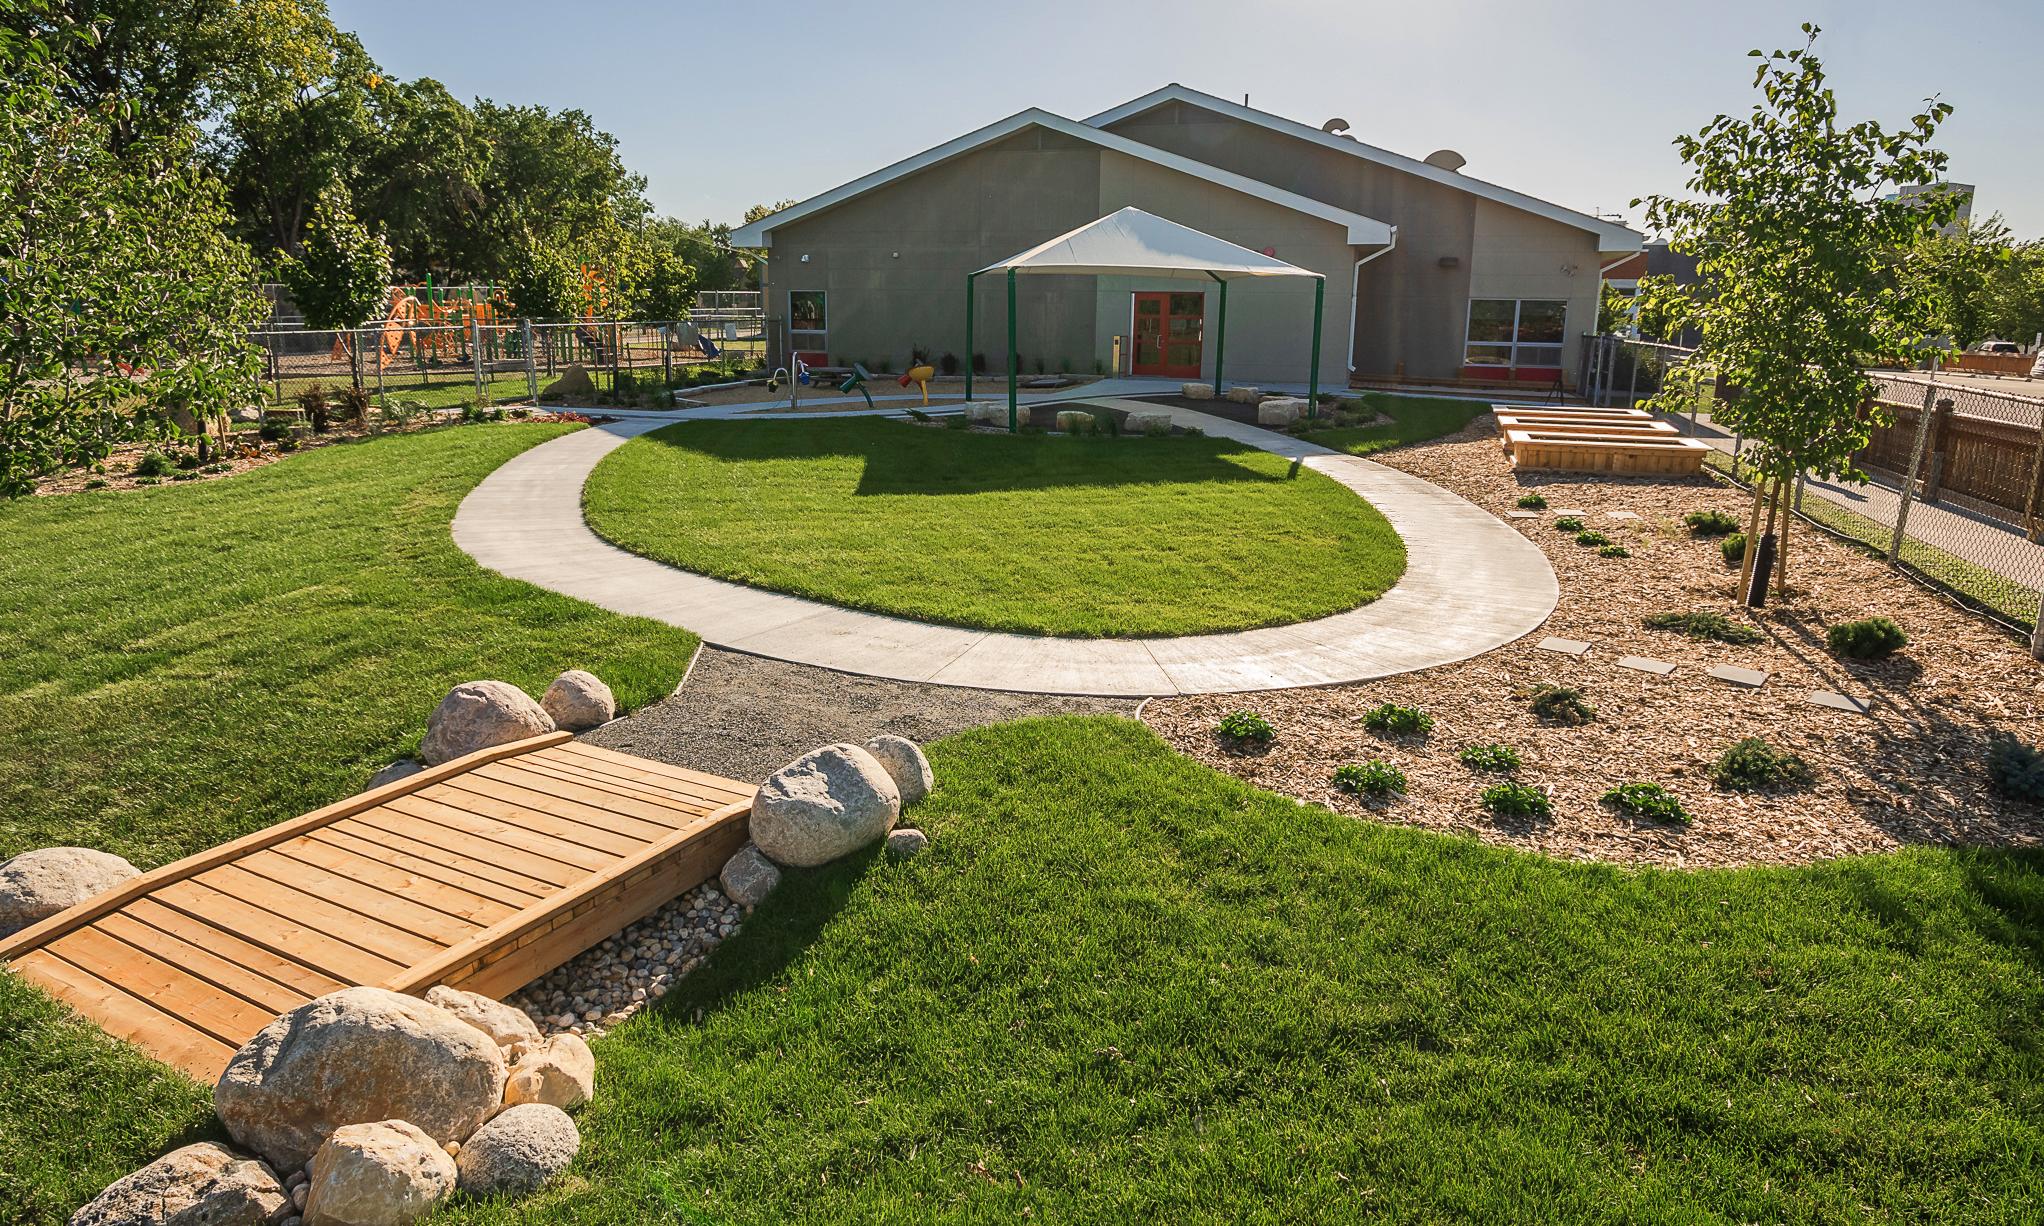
[1303,391,1493,456]
[582,418,1406,637]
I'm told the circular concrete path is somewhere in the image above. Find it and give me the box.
[452,401,1557,696]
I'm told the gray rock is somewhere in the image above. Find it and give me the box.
[861,735,933,807]
[214,987,508,1171]
[1227,385,1264,405]
[503,1034,594,1110]
[885,828,929,859]
[1053,410,1092,434]
[542,364,595,400]
[455,1104,580,1198]
[304,1120,455,1226]
[418,681,554,766]
[231,406,264,424]
[1124,411,1174,436]
[423,986,542,1057]
[964,401,1008,426]
[541,670,615,731]
[1180,381,1215,400]
[717,844,781,906]
[1256,397,1307,427]
[750,744,900,868]
[69,1142,287,1226]
[366,760,423,791]
[0,847,138,938]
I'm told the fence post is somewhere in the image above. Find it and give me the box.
[2032,596,2044,661]
[522,318,537,403]
[2024,401,2044,543]
[662,324,673,389]
[1920,397,1956,504]
[1793,470,1806,514]
[471,315,485,404]
[1625,342,1640,411]
[1887,378,1940,563]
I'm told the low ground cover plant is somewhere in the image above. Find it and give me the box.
[1986,735,2044,802]
[1721,533,1747,566]
[131,450,171,478]
[1599,544,1631,558]
[1828,616,1907,660]
[1554,516,1586,532]
[1602,782,1690,824]
[1516,493,1548,509]
[1685,508,1741,536]
[1459,743,1522,772]
[1333,760,1407,796]
[1575,530,1612,547]
[1709,737,1814,791]
[1644,609,1763,644]
[1362,703,1433,735]
[1482,781,1552,819]
[1530,684,1595,725]
[1215,710,1275,746]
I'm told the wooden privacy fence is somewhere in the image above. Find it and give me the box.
[1861,394,2044,537]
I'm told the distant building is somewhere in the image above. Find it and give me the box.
[1891,182,1974,235]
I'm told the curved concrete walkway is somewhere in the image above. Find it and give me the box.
[452,401,1557,696]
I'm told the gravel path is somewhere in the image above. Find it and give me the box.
[584,646,1140,783]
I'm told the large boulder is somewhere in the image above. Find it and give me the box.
[542,364,595,401]
[862,735,933,807]
[503,1033,595,1110]
[1179,382,1215,400]
[964,401,1008,426]
[455,1104,580,1198]
[304,1120,456,1226]
[1257,397,1307,427]
[424,985,542,1058]
[69,1142,288,1226]
[1124,411,1174,436]
[0,847,138,937]
[1053,410,1093,434]
[717,843,781,907]
[214,987,508,1171]
[540,669,615,731]
[418,681,554,766]
[750,744,900,868]
[1226,385,1263,405]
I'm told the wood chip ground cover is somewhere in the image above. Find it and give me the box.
[1145,419,2044,867]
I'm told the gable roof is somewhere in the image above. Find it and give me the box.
[728,108,1393,249]
[1085,84,1643,252]
[979,207,1325,280]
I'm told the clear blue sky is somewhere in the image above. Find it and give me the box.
[333,0,2041,238]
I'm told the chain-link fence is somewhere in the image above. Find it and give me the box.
[1588,334,2044,634]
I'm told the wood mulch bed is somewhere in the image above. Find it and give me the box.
[1143,417,2044,868]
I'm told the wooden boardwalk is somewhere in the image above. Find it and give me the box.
[0,733,753,1083]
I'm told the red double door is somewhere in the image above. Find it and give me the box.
[1131,291,1204,378]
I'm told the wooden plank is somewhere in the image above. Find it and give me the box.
[502,756,730,814]
[548,743,757,800]
[236,849,486,945]
[194,864,446,966]
[468,763,700,837]
[523,750,752,808]
[285,832,526,921]
[11,949,235,1080]
[404,780,641,858]
[95,911,312,1015]
[0,732,573,962]
[313,825,553,905]
[375,796,612,876]
[124,898,347,1000]
[48,926,275,1046]
[155,879,407,985]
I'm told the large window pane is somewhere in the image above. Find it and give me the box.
[789,291,826,331]
[1467,299,1516,343]
[1513,344,1564,369]
[1464,344,1513,367]
[1514,301,1567,344]
[1168,292,1205,316]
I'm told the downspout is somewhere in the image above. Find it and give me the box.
[1345,226,1399,375]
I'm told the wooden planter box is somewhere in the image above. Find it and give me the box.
[1495,417,1680,453]
[1505,429,1713,475]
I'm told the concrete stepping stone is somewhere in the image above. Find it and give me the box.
[1537,637,1592,656]
[1549,508,1588,518]
[1807,690,1871,715]
[1616,655,1676,676]
[1506,510,1539,520]
[1707,664,1768,688]
[1606,510,1642,521]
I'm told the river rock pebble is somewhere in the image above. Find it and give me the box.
[506,883,742,1038]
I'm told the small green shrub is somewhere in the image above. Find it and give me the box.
[1685,508,1741,536]
[1987,735,2044,802]
[1516,493,1548,509]
[1141,418,1171,438]
[334,385,372,423]
[298,385,331,434]
[170,471,198,481]
[906,408,933,423]
[1643,609,1763,644]
[1710,738,1814,791]
[134,476,161,485]
[83,477,108,489]
[1333,760,1407,796]
[1602,782,1690,824]
[1827,616,1907,660]
[1215,710,1275,745]
[258,418,290,443]
[173,451,201,470]
[380,398,422,428]
[1482,782,1552,820]
[1361,703,1433,735]
[201,463,231,474]
[1575,530,1612,547]
[1459,743,1522,773]
[1599,544,1631,558]
[1553,516,1586,532]
[1530,683,1595,725]
[1721,533,1747,566]
[132,450,171,478]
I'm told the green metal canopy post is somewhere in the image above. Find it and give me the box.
[1006,268,1018,433]
[1210,273,1228,396]
[1307,275,1325,418]
[964,272,977,400]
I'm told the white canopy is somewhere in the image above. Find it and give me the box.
[974,207,1326,281]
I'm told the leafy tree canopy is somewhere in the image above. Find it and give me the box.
[277,177,392,329]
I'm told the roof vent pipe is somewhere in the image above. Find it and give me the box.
[1322,118,1358,141]
[1423,149,1467,172]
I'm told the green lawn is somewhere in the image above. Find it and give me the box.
[13,718,2038,1224]
[0,423,699,871]
[582,418,1406,638]
[1299,391,1493,456]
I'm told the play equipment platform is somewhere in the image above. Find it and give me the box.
[0,734,752,1082]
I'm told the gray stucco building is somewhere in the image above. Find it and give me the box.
[732,85,1642,390]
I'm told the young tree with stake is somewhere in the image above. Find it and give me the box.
[1636,24,1959,604]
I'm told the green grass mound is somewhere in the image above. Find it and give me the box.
[582,418,1405,638]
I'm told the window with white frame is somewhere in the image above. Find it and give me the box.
[1465,299,1568,370]
[789,290,826,354]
